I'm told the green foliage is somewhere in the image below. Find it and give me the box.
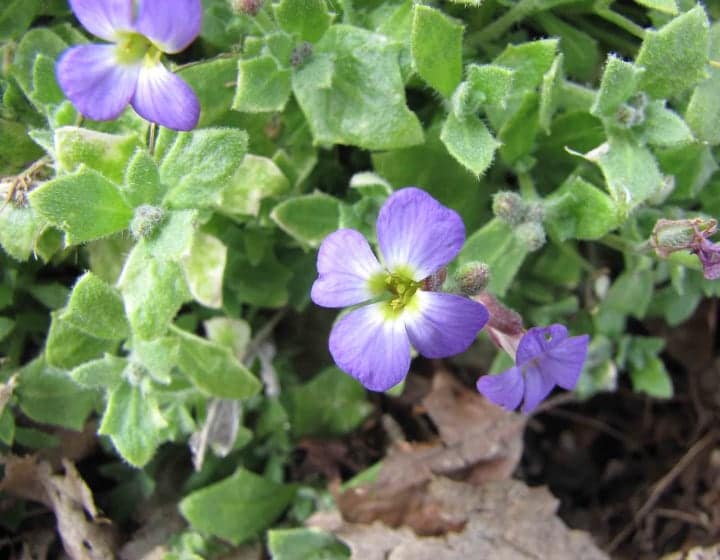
[2,2,718,553]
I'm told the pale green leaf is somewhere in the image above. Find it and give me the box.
[181,232,227,309]
[221,154,290,217]
[271,192,341,247]
[61,272,129,340]
[233,56,292,114]
[275,0,331,42]
[440,112,499,175]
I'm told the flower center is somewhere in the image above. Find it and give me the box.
[369,267,421,317]
[115,32,158,65]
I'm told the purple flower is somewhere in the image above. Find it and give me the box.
[56,0,201,131]
[695,237,720,280]
[477,324,589,413]
[311,188,489,391]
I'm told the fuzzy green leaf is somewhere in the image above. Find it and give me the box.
[292,25,423,150]
[29,167,133,245]
[411,5,463,97]
[685,23,720,145]
[275,0,331,42]
[440,112,499,175]
[122,148,163,207]
[221,154,290,217]
[268,529,350,560]
[271,192,341,247]
[70,355,126,390]
[180,468,296,545]
[181,232,226,309]
[635,6,709,99]
[99,380,168,467]
[172,326,261,399]
[61,272,129,340]
[45,311,116,369]
[591,55,644,118]
[233,56,292,114]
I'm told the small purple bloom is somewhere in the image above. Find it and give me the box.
[57,0,201,130]
[477,324,589,414]
[311,188,489,392]
[695,237,720,280]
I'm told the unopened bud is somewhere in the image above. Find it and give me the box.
[650,217,717,258]
[515,221,546,251]
[524,201,545,224]
[233,0,263,15]
[130,204,164,239]
[455,261,490,296]
[290,42,313,67]
[422,268,447,292]
[492,191,525,226]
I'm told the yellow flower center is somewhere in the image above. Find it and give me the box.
[369,266,421,318]
[115,32,160,65]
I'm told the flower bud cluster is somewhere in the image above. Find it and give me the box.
[130,204,165,239]
[492,191,546,251]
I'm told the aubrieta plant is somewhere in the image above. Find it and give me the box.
[2,0,720,554]
[311,187,489,391]
[57,0,201,130]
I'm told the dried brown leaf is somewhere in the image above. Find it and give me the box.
[0,455,115,560]
[337,371,525,533]
[313,479,608,560]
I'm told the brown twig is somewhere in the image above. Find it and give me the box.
[606,429,718,552]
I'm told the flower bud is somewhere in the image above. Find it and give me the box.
[650,217,717,258]
[422,267,447,292]
[130,204,164,239]
[515,221,546,251]
[291,42,313,67]
[524,201,545,224]
[492,191,525,226]
[233,0,263,15]
[454,261,490,296]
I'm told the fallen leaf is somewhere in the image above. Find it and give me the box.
[312,478,608,560]
[0,455,115,559]
[337,370,525,533]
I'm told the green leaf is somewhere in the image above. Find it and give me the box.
[159,128,248,209]
[45,311,116,369]
[220,154,290,217]
[292,24,423,150]
[144,209,197,261]
[129,336,179,385]
[233,56,292,114]
[30,53,65,107]
[498,92,540,164]
[410,5,463,97]
[638,100,694,147]
[635,6,709,99]
[11,28,67,98]
[275,0,332,42]
[633,0,677,14]
[70,355,127,390]
[29,167,133,244]
[440,112,499,175]
[61,272,129,340]
[285,367,372,437]
[591,55,645,118]
[657,144,718,200]
[457,218,528,297]
[466,64,514,109]
[0,205,42,261]
[493,39,558,94]
[582,133,663,213]
[204,317,251,360]
[181,233,227,309]
[179,56,241,127]
[0,317,14,342]
[172,326,261,399]
[533,12,599,82]
[538,54,564,134]
[122,148,164,208]
[594,271,654,336]
[0,118,44,175]
[225,247,292,308]
[99,380,168,467]
[117,243,191,340]
[271,192,341,247]
[180,468,296,545]
[17,356,97,431]
[545,176,620,241]
[268,528,350,560]
[0,0,42,40]
[685,23,720,145]
[630,357,673,398]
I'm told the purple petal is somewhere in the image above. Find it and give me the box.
[131,63,199,130]
[56,44,139,121]
[516,324,569,365]
[476,367,524,411]
[521,362,556,414]
[537,334,590,390]
[376,188,465,280]
[405,292,488,358]
[329,304,411,392]
[134,0,202,53]
[311,229,383,308]
[69,0,133,41]
[696,239,720,280]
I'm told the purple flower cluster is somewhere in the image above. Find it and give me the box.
[57,0,201,130]
[311,188,488,391]
[651,217,720,280]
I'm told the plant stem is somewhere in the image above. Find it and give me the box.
[593,0,646,39]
